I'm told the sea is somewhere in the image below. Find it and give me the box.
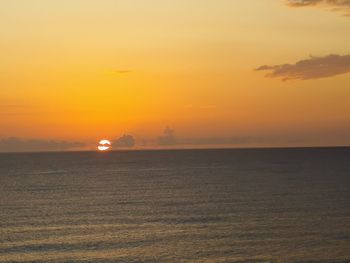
[0,148,349,263]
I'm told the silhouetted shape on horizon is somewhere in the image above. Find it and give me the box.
[113,134,135,148]
[158,127,176,146]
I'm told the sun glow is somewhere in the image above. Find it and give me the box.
[98,139,111,151]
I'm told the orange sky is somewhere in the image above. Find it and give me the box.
[1,0,350,151]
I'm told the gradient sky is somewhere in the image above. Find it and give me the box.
[1,0,350,151]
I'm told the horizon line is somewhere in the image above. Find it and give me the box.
[1,145,350,154]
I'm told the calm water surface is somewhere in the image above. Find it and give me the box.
[0,148,349,262]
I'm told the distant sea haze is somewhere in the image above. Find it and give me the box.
[0,148,349,262]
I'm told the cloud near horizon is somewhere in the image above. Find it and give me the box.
[0,138,85,152]
[157,127,176,146]
[113,134,135,148]
[286,0,350,16]
[255,54,350,81]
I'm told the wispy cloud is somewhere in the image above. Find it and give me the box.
[114,70,132,74]
[255,54,350,81]
[286,0,350,16]
[0,138,85,153]
[104,70,133,76]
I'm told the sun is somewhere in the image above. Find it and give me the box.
[98,139,111,151]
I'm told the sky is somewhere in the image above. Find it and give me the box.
[1,0,350,151]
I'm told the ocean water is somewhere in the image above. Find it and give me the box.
[0,148,349,263]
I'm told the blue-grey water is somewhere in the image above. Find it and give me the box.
[0,148,349,262]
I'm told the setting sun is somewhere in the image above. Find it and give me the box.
[97,139,111,151]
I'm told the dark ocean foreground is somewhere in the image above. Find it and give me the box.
[0,148,349,262]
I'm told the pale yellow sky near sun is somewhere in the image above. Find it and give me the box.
[1,0,350,148]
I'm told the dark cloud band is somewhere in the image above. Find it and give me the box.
[0,138,84,152]
[286,0,350,16]
[256,54,350,81]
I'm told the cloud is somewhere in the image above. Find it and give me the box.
[157,127,176,146]
[255,54,350,81]
[112,134,135,148]
[104,70,133,77]
[114,70,132,74]
[285,0,350,16]
[182,137,255,146]
[109,70,132,76]
[0,138,85,153]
